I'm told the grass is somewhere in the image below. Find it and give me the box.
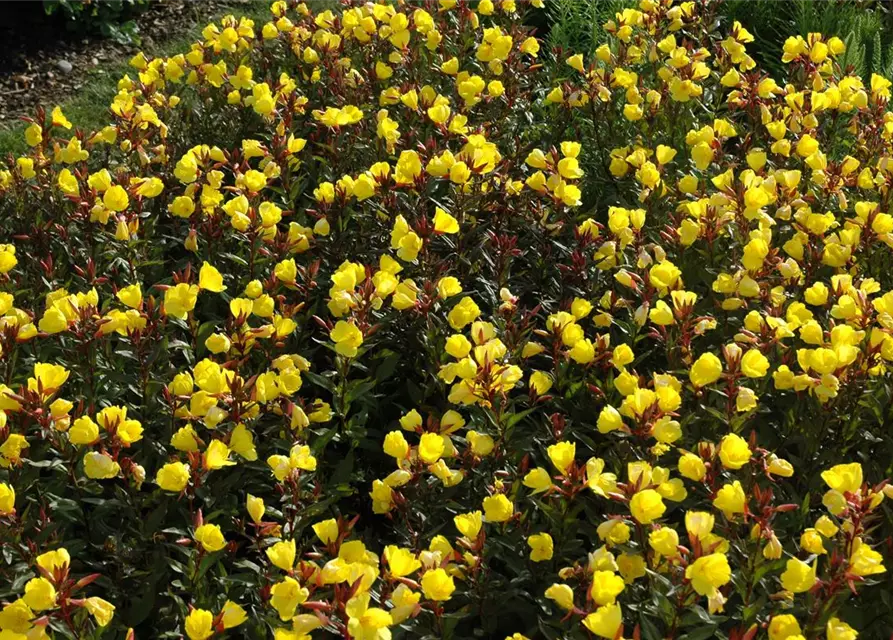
[0,1,273,157]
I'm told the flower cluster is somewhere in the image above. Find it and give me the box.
[1,0,893,638]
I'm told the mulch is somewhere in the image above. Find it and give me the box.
[0,0,248,128]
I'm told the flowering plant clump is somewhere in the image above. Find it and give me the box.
[2,0,893,638]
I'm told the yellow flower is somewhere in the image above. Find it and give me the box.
[0,598,33,632]
[520,36,539,57]
[629,489,666,524]
[466,430,494,456]
[447,297,481,330]
[718,433,751,469]
[267,539,296,571]
[204,440,235,470]
[827,617,858,640]
[205,333,231,354]
[346,592,393,639]
[821,462,863,494]
[16,157,35,179]
[400,409,422,431]
[597,405,624,434]
[527,532,553,562]
[768,614,801,640]
[433,207,459,234]
[582,459,616,498]
[194,523,226,552]
[25,123,43,146]
[330,321,364,357]
[740,349,770,378]
[547,441,575,475]
[523,467,552,493]
[650,300,674,325]
[615,553,645,585]
[823,489,848,516]
[385,586,418,626]
[428,103,451,125]
[646,260,678,291]
[247,494,265,524]
[164,283,199,319]
[566,53,584,73]
[815,515,839,538]
[800,529,826,555]
[678,452,706,481]
[116,284,142,309]
[545,583,574,610]
[589,570,624,605]
[0,433,26,466]
[221,600,247,629]
[598,519,631,546]
[383,431,410,460]
[22,578,55,614]
[690,353,723,387]
[735,387,758,412]
[582,603,622,638]
[169,195,196,218]
[805,282,829,305]
[313,518,339,544]
[30,362,70,393]
[713,481,746,518]
[421,568,455,601]
[83,452,120,479]
[103,185,130,212]
[436,276,462,299]
[171,424,199,452]
[483,494,514,522]
[39,307,69,334]
[454,511,483,539]
[649,527,680,557]
[394,149,423,184]
[0,482,15,514]
[529,371,553,396]
[685,553,731,596]
[84,597,115,627]
[156,462,190,492]
[58,168,79,195]
[449,161,471,184]
[136,177,164,198]
[243,169,268,192]
[270,576,309,620]
[781,558,816,593]
[184,608,214,640]
[69,416,99,445]
[384,545,421,577]
[849,539,886,576]
[767,455,794,477]
[418,432,445,464]
[198,262,226,292]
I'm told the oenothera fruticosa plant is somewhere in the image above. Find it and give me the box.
[0,0,892,638]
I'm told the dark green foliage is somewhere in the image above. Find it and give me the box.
[43,0,150,44]
[721,0,893,79]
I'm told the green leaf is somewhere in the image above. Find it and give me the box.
[679,625,719,640]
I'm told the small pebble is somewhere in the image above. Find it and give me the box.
[56,60,73,73]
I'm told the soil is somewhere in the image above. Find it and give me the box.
[0,0,250,127]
